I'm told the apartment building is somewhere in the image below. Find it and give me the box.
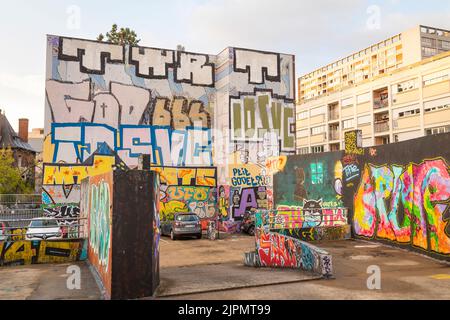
[297,25,450,154]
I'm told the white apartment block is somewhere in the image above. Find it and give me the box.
[297,25,450,154]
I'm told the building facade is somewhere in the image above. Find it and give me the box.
[43,35,295,226]
[0,113,36,187]
[297,25,450,154]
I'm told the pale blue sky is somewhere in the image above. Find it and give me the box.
[0,0,449,130]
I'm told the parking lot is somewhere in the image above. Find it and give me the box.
[0,233,448,300]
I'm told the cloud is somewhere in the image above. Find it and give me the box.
[185,0,450,75]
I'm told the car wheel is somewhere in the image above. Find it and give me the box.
[196,233,202,239]
[170,230,176,241]
[248,226,255,236]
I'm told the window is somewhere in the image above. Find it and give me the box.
[310,162,324,184]
[297,111,309,120]
[297,147,309,155]
[441,40,450,50]
[423,69,450,86]
[357,115,372,125]
[425,125,450,136]
[398,108,420,118]
[342,119,355,129]
[422,37,434,47]
[310,106,326,117]
[357,92,371,104]
[298,129,309,138]
[341,97,353,107]
[311,125,325,135]
[423,47,439,57]
[424,103,450,113]
[395,79,418,93]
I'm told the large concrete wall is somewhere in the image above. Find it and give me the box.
[43,35,295,224]
[273,133,450,261]
[83,170,160,299]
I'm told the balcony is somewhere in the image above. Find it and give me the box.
[374,121,390,133]
[329,110,339,121]
[374,99,389,110]
[329,130,340,141]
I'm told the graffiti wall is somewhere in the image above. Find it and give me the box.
[85,171,113,295]
[0,239,87,266]
[345,133,450,261]
[274,152,345,210]
[273,133,450,261]
[44,35,296,224]
[82,170,160,299]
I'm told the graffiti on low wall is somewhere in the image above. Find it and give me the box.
[275,225,351,242]
[0,239,87,266]
[245,210,333,277]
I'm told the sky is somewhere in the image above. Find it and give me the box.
[0,0,449,131]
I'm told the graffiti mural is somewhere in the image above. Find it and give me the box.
[231,186,268,220]
[274,152,345,209]
[245,210,333,277]
[86,172,113,289]
[354,159,450,255]
[0,239,87,266]
[44,35,296,226]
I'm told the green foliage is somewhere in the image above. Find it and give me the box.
[0,148,33,194]
[97,24,140,46]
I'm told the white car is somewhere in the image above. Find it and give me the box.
[26,218,63,240]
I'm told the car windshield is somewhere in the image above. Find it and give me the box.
[30,220,58,228]
[176,215,198,222]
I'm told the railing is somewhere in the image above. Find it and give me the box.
[0,209,87,242]
[374,121,390,133]
[329,130,340,141]
[374,99,389,109]
[0,194,42,205]
[329,110,339,121]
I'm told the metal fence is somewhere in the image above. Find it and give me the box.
[0,214,88,241]
[0,194,42,205]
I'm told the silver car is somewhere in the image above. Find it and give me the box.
[161,213,202,240]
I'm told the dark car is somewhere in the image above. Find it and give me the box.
[241,210,256,236]
[161,213,202,240]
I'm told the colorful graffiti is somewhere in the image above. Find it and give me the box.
[150,167,216,187]
[87,173,113,282]
[231,186,268,220]
[0,239,86,266]
[354,158,450,255]
[274,153,344,209]
[44,35,296,228]
[42,204,80,226]
[245,210,333,277]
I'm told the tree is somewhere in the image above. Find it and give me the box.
[0,148,33,194]
[97,24,140,46]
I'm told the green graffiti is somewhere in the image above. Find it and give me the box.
[89,181,111,271]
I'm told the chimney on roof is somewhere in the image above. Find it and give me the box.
[18,119,29,143]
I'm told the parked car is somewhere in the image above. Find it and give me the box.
[241,210,256,236]
[25,218,63,240]
[0,221,11,241]
[161,213,202,240]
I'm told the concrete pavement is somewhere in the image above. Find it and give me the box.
[0,234,448,299]
[0,261,101,300]
[166,239,450,300]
